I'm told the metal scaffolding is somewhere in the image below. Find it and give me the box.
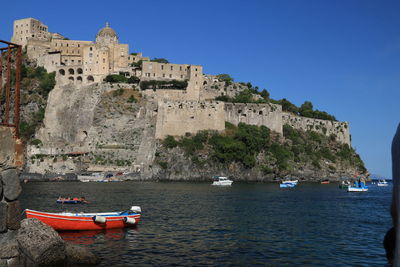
[0,40,21,138]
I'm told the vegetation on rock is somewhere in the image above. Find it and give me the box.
[158,122,366,178]
[140,79,188,90]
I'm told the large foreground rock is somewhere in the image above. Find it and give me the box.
[16,218,66,266]
[1,169,21,201]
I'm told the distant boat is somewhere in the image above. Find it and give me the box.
[377,179,389,187]
[280,182,296,188]
[25,206,141,231]
[347,180,368,192]
[339,181,351,189]
[56,197,88,204]
[280,180,298,188]
[212,176,233,186]
[321,180,330,184]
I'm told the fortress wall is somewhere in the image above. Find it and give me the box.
[224,103,283,134]
[155,100,225,139]
[142,89,189,101]
[282,112,351,145]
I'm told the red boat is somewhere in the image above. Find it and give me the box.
[25,206,141,231]
[321,180,330,184]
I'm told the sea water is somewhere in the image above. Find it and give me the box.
[20,181,391,266]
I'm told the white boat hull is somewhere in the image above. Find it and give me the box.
[347,187,368,192]
[212,180,233,186]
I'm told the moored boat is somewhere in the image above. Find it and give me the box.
[279,182,296,188]
[339,180,351,189]
[212,176,233,186]
[25,206,141,231]
[320,180,330,184]
[377,179,388,187]
[347,180,368,192]
[56,197,88,204]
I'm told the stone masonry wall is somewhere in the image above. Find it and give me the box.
[155,100,225,139]
[224,103,283,134]
[0,126,23,266]
[282,112,351,145]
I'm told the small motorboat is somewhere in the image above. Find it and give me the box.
[280,182,296,188]
[212,176,233,186]
[25,206,141,231]
[321,180,330,184]
[56,197,88,204]
[339,180,351,189]
[377,179,389,187]
[347,180,368,192]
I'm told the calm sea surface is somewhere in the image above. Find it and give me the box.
[20,181,392,266]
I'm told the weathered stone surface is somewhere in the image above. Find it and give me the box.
[0,175,3,200]
[0,202,7,233]
[0,230,18,259]
[6,201,21,230]
[0,127,16,168]
[0,238,19,259]
[0,259,7,267]
[1,169,21,201]
[17,218,66,266]
[6,257,20,267]
[65,242,99,266]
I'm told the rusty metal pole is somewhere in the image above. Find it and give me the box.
[5,45,11,124]
[14,46,21,138]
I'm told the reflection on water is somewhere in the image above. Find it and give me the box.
[20,181,392,266]
[59,228,130,245]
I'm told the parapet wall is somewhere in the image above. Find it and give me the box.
[155,100,225,139]
[282,112,351,145]
[224,103,283,134]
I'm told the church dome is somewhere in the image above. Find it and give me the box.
[96,22,117,38]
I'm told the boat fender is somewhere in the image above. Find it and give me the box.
[123,217,136,224]
[93,215,106,223]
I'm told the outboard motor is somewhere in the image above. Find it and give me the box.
[130,206,141,213]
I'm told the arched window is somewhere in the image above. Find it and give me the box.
[68,68,74,75]
[68,76,74,81]
[77,76,82,83]
[87,75,94,82]
[77,68,83,74]
[59,69,65,76]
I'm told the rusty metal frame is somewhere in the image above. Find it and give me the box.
[0,40,21,138]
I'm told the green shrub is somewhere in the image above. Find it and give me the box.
[158,161,168,169]
[31,139,42,146]
[163,135,178,148]
[140,80,188,90]
[127,95,137,103]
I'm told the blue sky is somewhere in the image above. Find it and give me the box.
[1,0,399,178]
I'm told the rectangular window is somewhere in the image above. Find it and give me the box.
[169,74,172,78]
[171,66,173,70]
[180,66,182,71]
[161,65,164,70]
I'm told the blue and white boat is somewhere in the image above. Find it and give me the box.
[347,180,368,192]
[279,180,298,188]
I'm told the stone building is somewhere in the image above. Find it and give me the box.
[11,18,148,84]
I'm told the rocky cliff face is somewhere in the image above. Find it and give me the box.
[26,82,157,175]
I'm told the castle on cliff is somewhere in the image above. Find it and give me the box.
[11,18,351,174]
